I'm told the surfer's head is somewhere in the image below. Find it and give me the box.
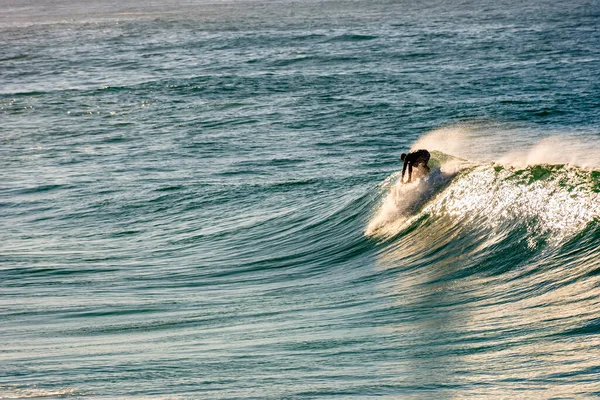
[401,153,407,162]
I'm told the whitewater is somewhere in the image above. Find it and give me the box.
[367,127,600,241]
[2,0,600,398]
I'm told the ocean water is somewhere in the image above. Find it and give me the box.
[2,0,600,398]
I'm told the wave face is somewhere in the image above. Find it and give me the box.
[2,0,600,398]
[366,159,600,399]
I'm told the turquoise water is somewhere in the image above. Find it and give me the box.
[2,0,600,398]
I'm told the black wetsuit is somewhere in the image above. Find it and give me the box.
[402,149,430,183]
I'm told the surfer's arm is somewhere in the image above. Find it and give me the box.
[407,163,412,183]
[401,162,408,183]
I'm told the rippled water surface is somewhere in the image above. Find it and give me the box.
[1,0,600,398]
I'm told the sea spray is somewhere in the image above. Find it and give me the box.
[412,124,600,169]
[365,154,465,236]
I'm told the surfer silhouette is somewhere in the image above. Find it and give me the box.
[401,149,430,183]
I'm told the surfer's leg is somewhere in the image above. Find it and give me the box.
[412,162,430,178]
[420,153,431,175]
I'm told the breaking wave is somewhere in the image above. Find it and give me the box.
[366,133,600,247]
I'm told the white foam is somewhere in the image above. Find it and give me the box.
[419,165,600,243]
[365,165,459,237]
[367,124,600,239]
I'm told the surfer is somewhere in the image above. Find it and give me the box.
[401,149,430,183]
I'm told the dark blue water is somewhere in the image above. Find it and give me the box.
[2,0,600,398]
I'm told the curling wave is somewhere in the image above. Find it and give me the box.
[366,152,600,249]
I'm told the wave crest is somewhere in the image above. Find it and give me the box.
[367,155,600,245]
